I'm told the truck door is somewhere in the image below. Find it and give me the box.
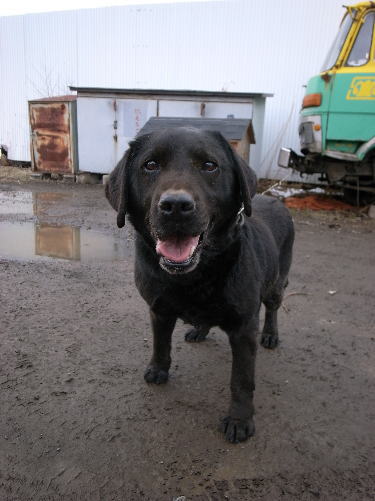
[326,10,375,154]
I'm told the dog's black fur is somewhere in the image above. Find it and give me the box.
[106,127,294,443]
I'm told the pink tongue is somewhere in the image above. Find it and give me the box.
[156,236,200,263]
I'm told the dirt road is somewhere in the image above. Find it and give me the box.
[0,180,374,500]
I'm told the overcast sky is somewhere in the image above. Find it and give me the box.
[0,0,220,17]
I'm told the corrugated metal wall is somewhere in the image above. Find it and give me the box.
[0,0,345,179]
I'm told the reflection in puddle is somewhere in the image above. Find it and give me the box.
[33,192,70,216]
[0,222,131,262]
[36,224,80,260]
[0,191,33,215]
[0,190,69,216]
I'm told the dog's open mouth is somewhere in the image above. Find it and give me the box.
[156,234,203,273]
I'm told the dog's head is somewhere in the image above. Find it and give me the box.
[106,127,257,274]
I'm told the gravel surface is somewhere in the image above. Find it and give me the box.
[0,180,374,500]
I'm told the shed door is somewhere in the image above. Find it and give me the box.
[30,102,73,174]
[76,97,157,173]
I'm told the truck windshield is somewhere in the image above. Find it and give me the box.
[346,12,375,66]
[321,11,354,71]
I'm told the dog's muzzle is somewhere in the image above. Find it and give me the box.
[154,189,206,274]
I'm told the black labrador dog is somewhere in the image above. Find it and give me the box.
[106,127,294,443]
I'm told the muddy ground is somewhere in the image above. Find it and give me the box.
[0,178,374,501]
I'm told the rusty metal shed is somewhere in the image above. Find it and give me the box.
[138,116,255,163]
[28,95,78,175]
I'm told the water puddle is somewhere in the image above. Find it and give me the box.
[0,188,132,262]
[0,191,33,215]
[0,190,69,216]
[0,222,132,262]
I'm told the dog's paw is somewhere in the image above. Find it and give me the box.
[219,416,255,443]
[260,332,279,349]
[144,366,169,384]
[184,327,208,343]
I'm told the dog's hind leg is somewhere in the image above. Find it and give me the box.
[144,310,176,384]
[184,325,210,343]
[261,265,290,349]
[262,225,294,349]
[260,288,284,349]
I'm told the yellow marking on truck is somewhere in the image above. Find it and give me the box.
[346,76,375,100]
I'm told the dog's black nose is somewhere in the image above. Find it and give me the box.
[158,190,195,216]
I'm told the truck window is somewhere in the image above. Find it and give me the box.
[321,13,354,71]
[346,12,375,66]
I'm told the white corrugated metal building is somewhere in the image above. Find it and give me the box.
[0,0,345,179]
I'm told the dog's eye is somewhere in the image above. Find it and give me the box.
[201,161,218,172]
[143,160,160,172]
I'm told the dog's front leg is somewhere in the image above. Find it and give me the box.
[221,317,258,443]
[144,310,177,384]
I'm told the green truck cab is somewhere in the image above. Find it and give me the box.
[279,2,375,201]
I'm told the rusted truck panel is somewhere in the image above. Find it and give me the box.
[29,96,78,174]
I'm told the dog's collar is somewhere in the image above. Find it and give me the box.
[236,204,245,226]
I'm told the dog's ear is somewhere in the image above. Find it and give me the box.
[207,130,257,217]
[233,152,257,217]
[105,149,131,228]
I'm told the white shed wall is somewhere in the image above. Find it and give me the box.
[0,0,345,179]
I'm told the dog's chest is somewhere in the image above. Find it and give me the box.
[153,280,241,330]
